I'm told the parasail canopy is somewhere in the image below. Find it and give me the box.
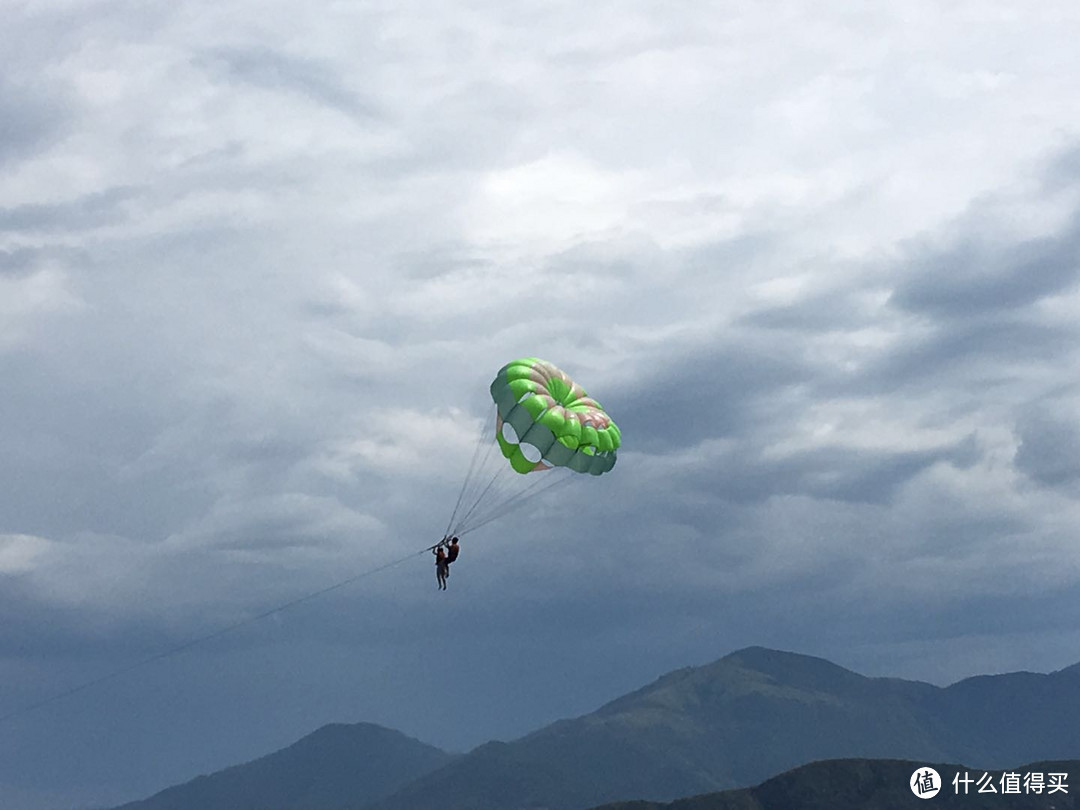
[490,357,620,475]
[444,357,621,538]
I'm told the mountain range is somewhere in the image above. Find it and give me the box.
[110,646,1080,810]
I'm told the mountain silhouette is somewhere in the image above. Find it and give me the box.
[593,758,1080,809]
[112,722,453,810]
[109,647,1080,810]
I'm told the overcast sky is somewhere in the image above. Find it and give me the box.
[3,1,1080,808]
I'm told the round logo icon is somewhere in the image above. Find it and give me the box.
[911,767,941,799]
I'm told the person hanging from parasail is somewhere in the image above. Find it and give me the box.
[434,543,449,590]
[432,357,621,586]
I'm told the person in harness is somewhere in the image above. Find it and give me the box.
[432,536,460,590]
[434,544,449,590]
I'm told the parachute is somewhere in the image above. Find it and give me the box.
[491,357,620,475]
[443,358,620,537]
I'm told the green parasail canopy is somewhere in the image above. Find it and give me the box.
[489,357,620,475]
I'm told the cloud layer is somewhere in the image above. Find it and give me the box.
[3,1,1080,808]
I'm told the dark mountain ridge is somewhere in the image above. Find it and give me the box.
[110,646,1080,810]
[112,722,454,810]
[592,757,1080,809]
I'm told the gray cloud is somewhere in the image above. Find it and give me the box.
[0,186,141,234]
[611,340,813,452]
[1014,407,1080,487]
[0,78,73,167]
[0,246,86,278]
[1042,145,1080,192]
[740,287,877,333]
[890,219,1080,318]
[199,46,382,121]
[848,315,1075,397]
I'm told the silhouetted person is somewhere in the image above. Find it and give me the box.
[434,545,448,590]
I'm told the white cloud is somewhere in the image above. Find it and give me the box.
[464,153,646,249]
[0,534,49,574]
[0,266,82,351]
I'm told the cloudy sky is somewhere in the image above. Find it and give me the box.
[3,1,1080,807]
